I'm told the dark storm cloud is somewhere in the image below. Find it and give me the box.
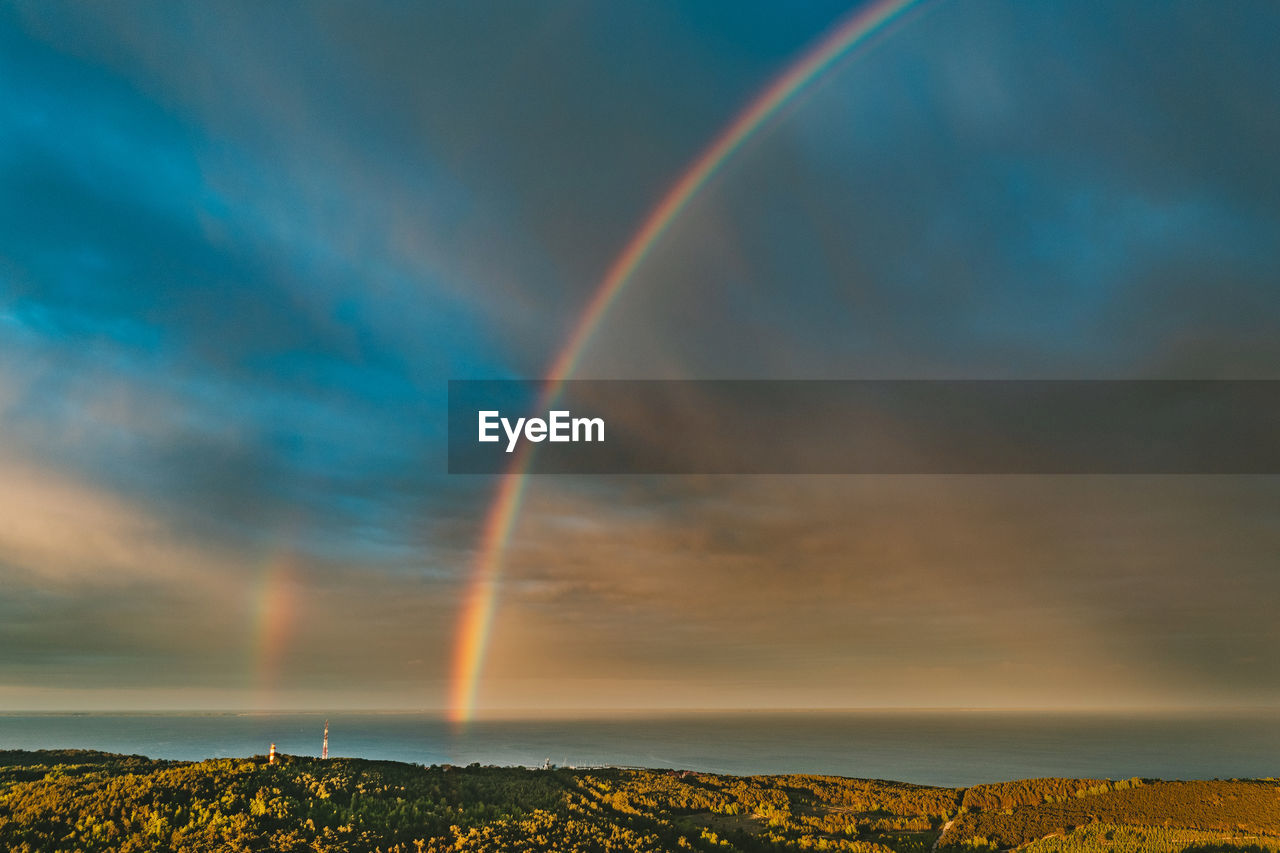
[0,0,867,706]
[480,1,1280,709]
[2,0,1278,710]
[580,0,1280,380]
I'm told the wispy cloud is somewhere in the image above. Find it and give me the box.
[1,0,1278,711]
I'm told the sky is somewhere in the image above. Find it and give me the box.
[1,0,1279,714]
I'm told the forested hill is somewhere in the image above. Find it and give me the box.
[1,749,1278,852]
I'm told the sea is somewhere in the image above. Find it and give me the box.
[2,710,1278,788]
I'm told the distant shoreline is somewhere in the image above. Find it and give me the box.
[5,710,1278,789]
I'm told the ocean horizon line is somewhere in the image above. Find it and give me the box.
[3,705,1277,718]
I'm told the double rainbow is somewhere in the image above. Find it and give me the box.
[447,0,927,724]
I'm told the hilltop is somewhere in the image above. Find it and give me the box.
[0,749,1277,852]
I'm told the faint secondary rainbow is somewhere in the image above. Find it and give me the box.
[251,549,299,709]
[447,0,928,724]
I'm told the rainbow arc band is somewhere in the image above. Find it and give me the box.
[253,551,296,707]
[447,0,928,724]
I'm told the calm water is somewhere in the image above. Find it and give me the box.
[2,711,1278,788]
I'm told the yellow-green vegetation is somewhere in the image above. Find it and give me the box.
[961,777,1142,811]
[938,778,1280,850]
[1020,823,1280,852]
[0,750,1277,852]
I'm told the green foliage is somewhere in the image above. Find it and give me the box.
[0,751,1276,853]
[960,777,1141,811]
[939,779,1280,851]
[1020,822,1280,853]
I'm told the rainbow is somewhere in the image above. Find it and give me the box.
[251,549,299,709]
[447,0,928,724]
